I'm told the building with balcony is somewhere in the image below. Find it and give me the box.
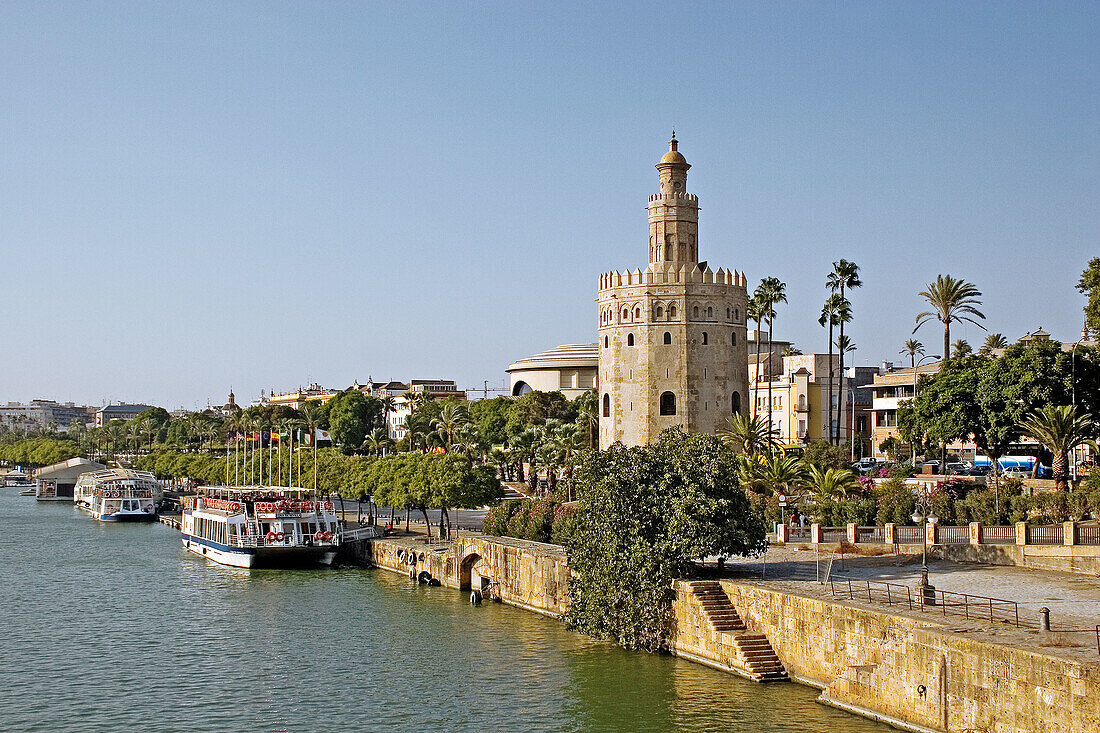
[750,354,873,450]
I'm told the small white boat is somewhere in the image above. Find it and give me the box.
[74,468,160,521]
[181,487,340,568]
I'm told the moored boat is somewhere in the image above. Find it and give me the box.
[181,487,340,568]
[75,468,161,521]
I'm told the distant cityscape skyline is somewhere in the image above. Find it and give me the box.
[2,3,1096,408]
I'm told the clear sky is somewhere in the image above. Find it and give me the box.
[2,2,1097,410]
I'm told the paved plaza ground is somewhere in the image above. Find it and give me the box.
[715,544,1100,667]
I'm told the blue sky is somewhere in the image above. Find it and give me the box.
[2,2,1097,409]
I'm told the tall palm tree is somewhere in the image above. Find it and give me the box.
[819,294,850,445]
[952,339,972,357]
[747,295,766,415]
[379,394,397,440]
[299,402,325,493]
[1018,406,1096,493]
[914,274,986,360]
[746,454,809,500]
[755,277,787,433]
[979,333,1008,355]
[827,260,862,445]
[834,334,856,447]
[718,413,778,455]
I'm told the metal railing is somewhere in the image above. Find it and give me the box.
[340,525,382,543]
[980,525,1016,544]
[829,579,1019,627]
[1078,526,1100,546]
[938,526,970,544]
[857,527,883,543]
[787,527,811,541]
[894,526,924,543]
[1029,525,1064,545]
[821,528,846,543]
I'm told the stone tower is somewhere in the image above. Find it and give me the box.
[597,136,749,448]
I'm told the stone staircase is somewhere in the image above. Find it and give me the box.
[502,482,533,500]
[688,581,788,682]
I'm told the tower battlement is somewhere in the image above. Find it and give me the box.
[597,266,746,291]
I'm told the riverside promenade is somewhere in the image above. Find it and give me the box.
[361,529,1100,733]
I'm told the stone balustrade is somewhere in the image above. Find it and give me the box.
[776,521,1098,548]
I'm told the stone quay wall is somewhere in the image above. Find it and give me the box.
[359,535,570,617]
[714,580,1100,733]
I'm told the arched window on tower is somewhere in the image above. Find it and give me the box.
[731,332,737,345]
[621,308,629,322]
[731,392,741,414]
[602,394,610,418]
[627,333,635,346]
[603,336,608,348]
[707,307,713,319]
[669,304,678,318]
[692,306,699,319]
[734,308,740,321]
[663,332,671,345]
[702,332,708,345]
[634,306,642,320]
[660,391,677,416]
[726,307,731,320]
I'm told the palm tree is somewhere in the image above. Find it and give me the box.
[431,403,470,452]
[361,427,394,456]
[979,333,1008,355]
[718,413,778,455]
[299,402,325,493]
[819,294,850,445]
[914,274,986,360]
[1018,406,1096,493]
[379,394,397,439]
[952,339,972,357]
[750,454,809,500]
[755,277,787,432]
[807,466,860,501]
[827,260,862,445]
[834,334,856,446]
[747,295,766,414]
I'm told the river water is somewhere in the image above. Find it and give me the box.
[1,490,893,732]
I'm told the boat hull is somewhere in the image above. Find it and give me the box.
[95,511,158,522]
[182,534,336,569]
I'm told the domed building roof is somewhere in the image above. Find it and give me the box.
[506,343,598,372]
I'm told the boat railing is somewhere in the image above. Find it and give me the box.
[228,534,336,549]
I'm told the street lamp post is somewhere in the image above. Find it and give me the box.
[912,500,939,605]
[1071,341,1082,481]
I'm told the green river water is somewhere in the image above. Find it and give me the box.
[1,489,894,732]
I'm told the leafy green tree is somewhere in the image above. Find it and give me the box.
[802,440,851,470]
[468,397,511,446]
[504,391,575,438]
[914,274,986,360]
[1078,257,1100,338]
[1018,406,1096,492]
[327,390,382,452]
[566,430,766,652]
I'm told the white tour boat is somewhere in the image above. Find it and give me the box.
[180,487,341,568]
[74,468,161,521]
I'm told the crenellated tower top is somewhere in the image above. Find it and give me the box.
[648,135,700,266]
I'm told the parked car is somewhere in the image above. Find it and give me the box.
[852,458,878,475]
[1002,467,1030,479]
[945,462,970,475]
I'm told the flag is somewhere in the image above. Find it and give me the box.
[316,429,331,442]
